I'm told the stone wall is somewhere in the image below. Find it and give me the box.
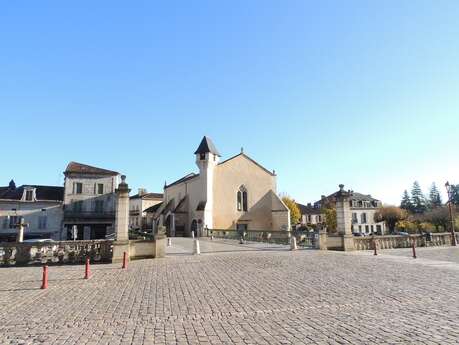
[0,240,113,266]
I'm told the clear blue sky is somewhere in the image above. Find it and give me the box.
[1,1,458,205]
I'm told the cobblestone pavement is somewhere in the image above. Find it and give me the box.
[1,240,458,345]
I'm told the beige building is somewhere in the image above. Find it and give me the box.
[153,137,290,237]
[63,162,120,240]
[129,190,163,230]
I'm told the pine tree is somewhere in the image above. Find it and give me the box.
[411,181,427,214]
[400,190,413,211]
[428,182,442,208]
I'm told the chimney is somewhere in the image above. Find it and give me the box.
[138,188,147,196]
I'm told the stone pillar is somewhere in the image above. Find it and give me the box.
[335,184,355,251]
[317,230,328,250]
[16,218,25,243]
[154,225,167,258]
[113,175,131,263]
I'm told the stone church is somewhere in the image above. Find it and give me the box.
[152,137,290,237]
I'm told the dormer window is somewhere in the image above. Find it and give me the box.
[200,153,206,160]
[25,190,33,201]
[22,188,36,202]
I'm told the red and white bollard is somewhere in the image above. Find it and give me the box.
[122,251,128,269]
[84,258,91,279]
[41,265,49,289]
[412,240,417,259]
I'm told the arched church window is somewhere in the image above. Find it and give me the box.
[237,186,248,212]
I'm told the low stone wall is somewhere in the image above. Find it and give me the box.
[326,235,343,250]
[129,240,155,259]
[0,240,113,266]
[354,232,457,251]
[211,229,290,244]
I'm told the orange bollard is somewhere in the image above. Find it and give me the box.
[41,265,48,289]
[122,251,128,269]
[412,240,417,259]
[84,258,91,279]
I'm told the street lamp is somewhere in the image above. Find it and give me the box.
[445,182,457,246]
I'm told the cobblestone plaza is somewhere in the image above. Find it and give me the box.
[1,239,458,344]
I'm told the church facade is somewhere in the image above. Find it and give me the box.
[153,137,290,237]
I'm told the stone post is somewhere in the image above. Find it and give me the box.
[335,184,355,251]
[16,218,26,243]
[154,226,167,258]
[112,175,131,263]
[290,236,298,251]
[317,230,328,250]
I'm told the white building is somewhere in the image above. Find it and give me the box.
[129,190,163,231]
[314,191,386,235]
[153,136,290,237]
[0,180,64,241]
[62,162,120,240]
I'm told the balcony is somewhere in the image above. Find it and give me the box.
[64,210,115,221]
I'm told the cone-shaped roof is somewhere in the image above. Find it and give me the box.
[194,136,221,156]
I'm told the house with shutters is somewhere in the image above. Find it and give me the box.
[152,136,290,237]
[62,162,120,240]
[0,180,64,241]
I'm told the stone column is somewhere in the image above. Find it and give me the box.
[335,184,355,251]
[113,175,131,263]
[16,218,25,243]
[317,230,328,250]
[115,175,130,241]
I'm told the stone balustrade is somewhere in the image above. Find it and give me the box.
[353,232,456,251]
[211,229,291,245]
[0,240,113,266]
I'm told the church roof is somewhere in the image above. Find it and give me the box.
[165,173,199,189]
[218,153,276,176]
[64,162,119,176]
[194,136,221,157]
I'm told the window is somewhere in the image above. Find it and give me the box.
[242,191,248,212]
[237,191,242,211]
[200,153,205,160]
[97,184,104,195]
[95,200,104,213]
[371,225,374,233]
[360,213,367,224]
[9,216,22,229]
[25,190,33,201]
[2,217,8,229]
[365,225,369,233]
[74,182,83,194]
[237,186,248,212]
[307,215,312,223]
[352,213,358,224]
[38,216,47,229]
